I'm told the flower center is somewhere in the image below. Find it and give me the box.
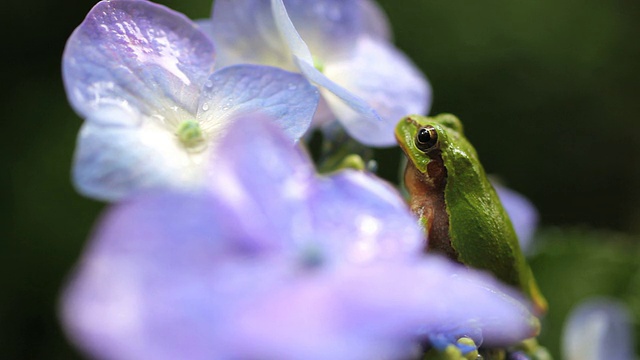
[313,56,325,73]
[176,120,206,152]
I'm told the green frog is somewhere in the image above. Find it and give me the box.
[395,114,547,315]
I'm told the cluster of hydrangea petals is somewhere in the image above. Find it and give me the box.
[205,0,431,146]
[63,0,319,201]
[61,1,542,359]
[62,117,538,360]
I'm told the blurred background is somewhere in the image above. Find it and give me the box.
[2,0,638,358]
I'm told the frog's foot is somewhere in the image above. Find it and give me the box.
[424,335,480,360]
[507,338,552,360]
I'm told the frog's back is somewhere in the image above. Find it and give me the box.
[441,130,547,314]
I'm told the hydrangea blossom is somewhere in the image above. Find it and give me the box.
[562,298,635,360]
[494,183,539,253]
[62,118,538,360]
[205,0,431,146]
[63,0,319,201]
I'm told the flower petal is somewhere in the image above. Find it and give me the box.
[61,192,264,360]
[206,116,316,251]
[562,298,635,360]
[72,120,204,201]
[494,184,539,253]
[209,0,293,69]
[324,37,431,146]
[271,0,362,61]
[334,258,538,347]
[294,57,386,144]
[197,65,319,143]
[312,170,423,264]
[357,0,392,41]
[63,0,215,124]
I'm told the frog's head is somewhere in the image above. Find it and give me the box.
[395,114,465,173]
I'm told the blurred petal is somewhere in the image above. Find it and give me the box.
[72,120,205,201]
[64,190,535,360]
[63,0,215,124]
[562,298,635,360]
[312,170,423,264]
[197,65,319,143]
[494,184,539,253]
[206,117,316,251]
[209,0,293,69]
[324,37,431,146]
[334,258,538,347]
[358,0,392,41]
[62,192,274,360]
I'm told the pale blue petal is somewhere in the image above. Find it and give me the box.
[324,37,431,146]
[72,120,203,201]
[494,183,539,253]
[271,0,314,64]
[358,0,392,41]
[63,0,215,124]
[294,56,387,145]
[562,298,635,360]
[209,0,293,69]
[197,65,318,142]
[312,170,423,264]
[272,0,364,62]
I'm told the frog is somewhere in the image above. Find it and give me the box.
[395,113,547,315]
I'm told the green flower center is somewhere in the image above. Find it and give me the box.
[176,120,206,151]
[313,56,325,73]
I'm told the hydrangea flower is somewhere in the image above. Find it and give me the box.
[494,183,539,253]
[562,298,635,360]
[63,0,319,201]
[205,0,431,146]
[62,117,538,360]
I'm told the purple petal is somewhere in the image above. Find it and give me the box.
[72,121,205,201]
[205,116,316,251]
[63,0,215,124]
[562,298,634,360]
[332,258,538,347]
[63,205,535,359]
[324,37,431,146]
[493,184,539,253]
[197,65,319,142]
[62,192,290,360]
[312,170,423,264]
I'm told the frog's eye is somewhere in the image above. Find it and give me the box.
[416,126,438,152]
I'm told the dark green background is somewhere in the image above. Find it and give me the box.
[2,0,638,358]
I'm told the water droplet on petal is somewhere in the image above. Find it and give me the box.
[202,103,209,111]
[204,80,213,89]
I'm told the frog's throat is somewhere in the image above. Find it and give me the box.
[405,151,459,261]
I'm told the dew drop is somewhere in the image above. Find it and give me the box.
[204,79,213,89]
[202,103,209,111]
